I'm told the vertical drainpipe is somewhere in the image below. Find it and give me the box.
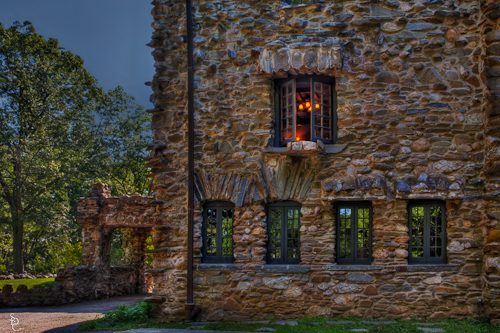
[185,0,199,321]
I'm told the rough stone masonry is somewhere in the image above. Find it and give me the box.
[132,0,500,323]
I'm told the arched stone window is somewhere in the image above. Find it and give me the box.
[202,201,234,263]
[274,76,336,146]
[267,201,301,264]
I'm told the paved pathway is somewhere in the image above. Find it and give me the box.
[0,295,144,333]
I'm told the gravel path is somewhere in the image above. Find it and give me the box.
[0,295,144,333]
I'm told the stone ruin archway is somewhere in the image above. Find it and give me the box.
[76,183,160,297]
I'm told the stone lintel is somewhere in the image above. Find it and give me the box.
[259,39,342,74]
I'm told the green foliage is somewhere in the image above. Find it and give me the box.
[106,302,152,323]
[109,229,126,267]
[78,315,500,333]
[0,277,55,291]
[145,234,154,268]
[90,86,151,196]
[79,302,154,331]
[0,21,151,273]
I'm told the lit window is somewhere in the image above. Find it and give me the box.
[275,76,335,146]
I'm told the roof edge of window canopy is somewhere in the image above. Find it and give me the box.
[258,38,343,75]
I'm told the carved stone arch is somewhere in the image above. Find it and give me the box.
[194,170,266,207]
[258,38,343,75]
[260,157,315,202]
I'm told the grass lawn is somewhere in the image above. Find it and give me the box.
[0,277,55,291]
[79,302,500,333]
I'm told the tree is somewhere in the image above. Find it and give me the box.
[0,21,104,273]
[90,86,151,196]
[0,22,151,274]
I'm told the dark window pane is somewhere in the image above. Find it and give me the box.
[429,205,442,258]
[357,208,370,258]
[410,206,424,258]
[339,208,352,259]
[269,207,282,260]
[221,208,233,257]
[206,208,217,256]
[287,207,300,260]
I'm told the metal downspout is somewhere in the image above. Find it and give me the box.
[185,0,199,321]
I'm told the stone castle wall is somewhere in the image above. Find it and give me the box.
[481,0,500,324]
[150,0,499,322]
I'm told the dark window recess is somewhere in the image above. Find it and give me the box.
[408,201,446,264]
[274,76,336,146]
[335,202,372,264]
[202,201,234,263]
[267,202,301,264]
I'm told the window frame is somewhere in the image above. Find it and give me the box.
[273,75,337,147]
[266,201,301,265]
[201,201,235,264]
[408,200,447,264]
[335,201,373,265]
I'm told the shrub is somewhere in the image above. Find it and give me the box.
[104,302,152,324]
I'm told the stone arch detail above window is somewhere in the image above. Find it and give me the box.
[259,39,343,74]
[262,158,315,202]
[194,159,315,206]
[194,171,264,207]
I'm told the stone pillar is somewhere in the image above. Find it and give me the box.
[481,0,500,324]
[77,184,111,267]
[149,0,190,320]
[372,200,408,265]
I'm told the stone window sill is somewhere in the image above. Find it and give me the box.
[264,142,346,156]
[195,263,238,271]
[325,264,384,271]
[281,2,320,9]
[257,264,310,273]
[395,264,460,272]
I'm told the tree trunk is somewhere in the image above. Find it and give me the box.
[12,141,24,273]
[11,217,24,273]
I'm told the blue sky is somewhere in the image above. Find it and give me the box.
[0,0,154,108]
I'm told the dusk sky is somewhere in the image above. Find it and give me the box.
[0,0,154,107]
